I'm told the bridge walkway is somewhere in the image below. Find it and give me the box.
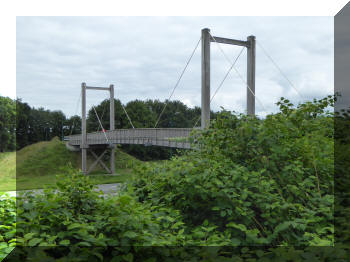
[66,128,196,149]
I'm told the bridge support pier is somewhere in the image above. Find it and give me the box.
[201,28,256,128]
[201,28,211,129]
[247,35,256,116]
[82,148,87,174]
[81,146,115,175]
[81,82,88,174]
[109,84,115,174]
[81,82,116,175]
[110,147,115,174]
[89,149,110,174]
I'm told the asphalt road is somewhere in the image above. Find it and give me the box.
[2,183,123,199]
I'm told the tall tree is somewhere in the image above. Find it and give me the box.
[65,115,82,136]
[16,99,31,150]
[0,96,16,152]
[50,111,66,140]
[125,100,156,128]
[87,99,128,132]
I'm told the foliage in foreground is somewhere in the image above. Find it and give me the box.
[133,96,336,247]
[0,193,16,261]
[4,173,227,261]
[3,172,346,261]
[1,95,349,261]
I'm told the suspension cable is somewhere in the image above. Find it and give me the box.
[210,32,268,113]
[97,99,108,132]
[121,103,135,129]
[192,47,245,128]
[154,36,201,128]
[211,47,245,103]
[112,85,135,129]
[256,41,305,101]
[69,90,82,136]
[92,105,109,143]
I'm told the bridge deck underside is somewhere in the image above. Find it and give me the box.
[67,128,195,149]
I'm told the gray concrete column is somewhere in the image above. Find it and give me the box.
[201,28,211,129]
[81,82,87,174]
[247,35,256,116]
[109,84,115,174]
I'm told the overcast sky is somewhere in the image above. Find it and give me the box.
[14,16,333,117]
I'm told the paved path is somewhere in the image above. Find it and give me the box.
[1,183,123,199]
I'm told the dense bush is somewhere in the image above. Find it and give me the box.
[2,95,349,261]
[9,170,213,261]
[8,171,247,261]
[132,96,336,247]
[0,192,16,261]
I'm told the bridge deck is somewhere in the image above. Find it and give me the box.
[66,128,197,149]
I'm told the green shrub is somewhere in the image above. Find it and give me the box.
[0,192,16,261]
[131,96,335,246]
[2,95,349,261]
[12,170,195,261]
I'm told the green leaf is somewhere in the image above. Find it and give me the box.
[77,241,91,247]
[28,238,42,246]
[230,238,241,245]
[94,252,104,261]
[123,253,134,262]
[226,222,247,232]
[67,223,82,230]
[59,240,70,246]
[23,233,36,240]
[123,231,138,239]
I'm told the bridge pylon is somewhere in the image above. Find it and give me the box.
[201,28,256,128]
[81,82,116,175]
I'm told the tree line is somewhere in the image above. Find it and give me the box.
[0,96,16,152]
[0,95,217,159]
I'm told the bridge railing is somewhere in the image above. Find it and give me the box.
[66,128,198,149]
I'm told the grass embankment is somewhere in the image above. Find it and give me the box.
[0,152,16,191]
[0,137,142,191]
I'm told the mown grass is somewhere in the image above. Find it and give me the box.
[0,137,143,191]
[0,152,16,191]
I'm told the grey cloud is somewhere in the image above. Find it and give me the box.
[16,16,333,117]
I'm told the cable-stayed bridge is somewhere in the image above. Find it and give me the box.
[67,128,194,149]
[66,28,300,175]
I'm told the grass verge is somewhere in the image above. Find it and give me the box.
[0,137,143,191]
